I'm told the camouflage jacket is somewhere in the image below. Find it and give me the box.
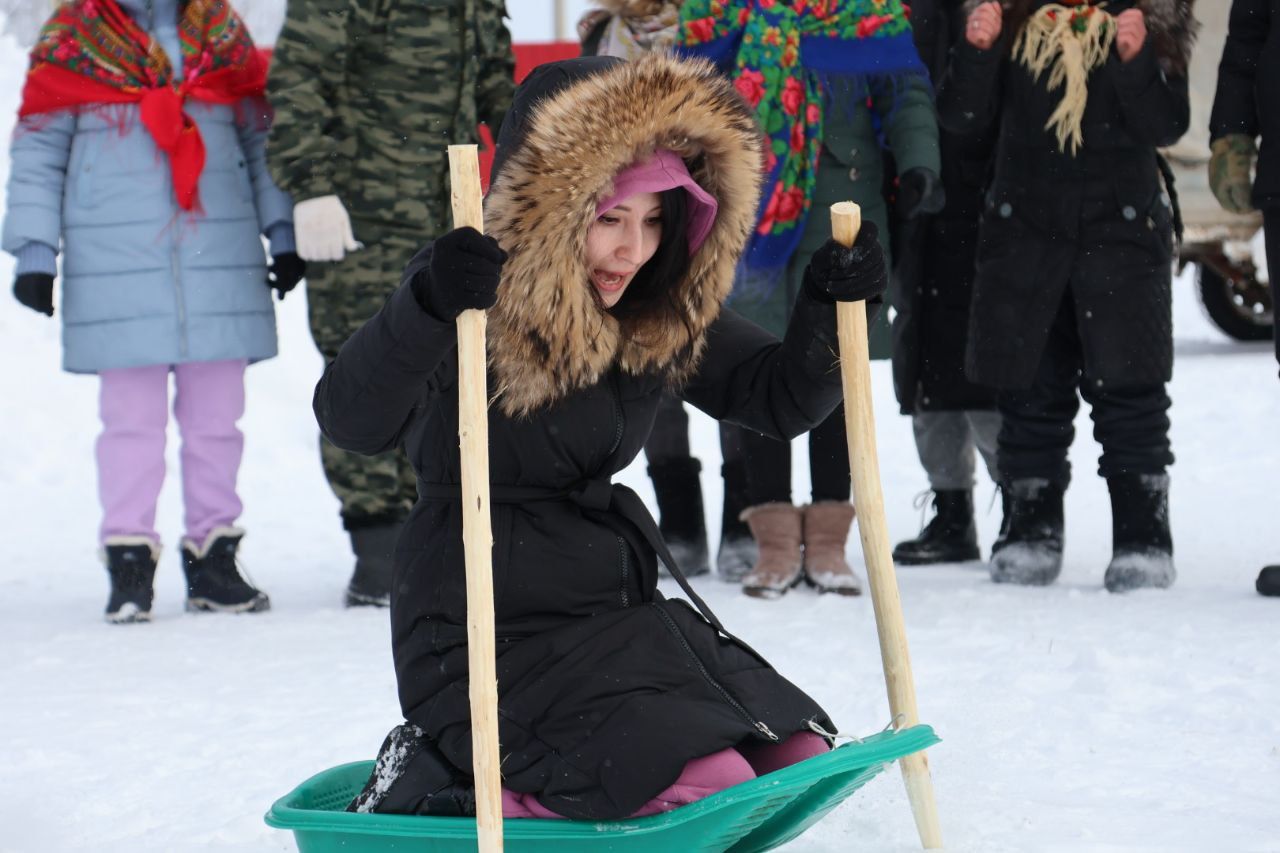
[266,0,513,233]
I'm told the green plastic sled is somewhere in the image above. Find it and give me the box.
[265,724,939,852]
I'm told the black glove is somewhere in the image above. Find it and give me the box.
[803,220,887,304]
[13,273,54,317]
[267,252,306,300]
[895,167,946,220]
[412,226,508,321]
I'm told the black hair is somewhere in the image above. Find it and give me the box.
[608,187,691,322]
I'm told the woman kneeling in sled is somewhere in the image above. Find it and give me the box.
[315,53,887,820]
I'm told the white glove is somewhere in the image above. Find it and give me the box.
[294,194,362,262]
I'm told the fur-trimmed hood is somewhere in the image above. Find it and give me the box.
[962,0,1197,75]
[482,53,763,417]
[591,0,677,16]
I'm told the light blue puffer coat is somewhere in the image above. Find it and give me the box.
[1,0,294,374]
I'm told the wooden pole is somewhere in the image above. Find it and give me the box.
[447,145,503,853]
[830,202,943,849]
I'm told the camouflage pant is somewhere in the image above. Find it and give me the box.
[307,225,424,527]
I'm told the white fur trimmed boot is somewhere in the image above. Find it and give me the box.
[102,537,160,624]
[180,526,270,614]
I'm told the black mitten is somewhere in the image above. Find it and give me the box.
[411,227,507,321]
[895,167,946,220]
[13,273,54,317]
[803,221,888,304]
[267,252,306,300]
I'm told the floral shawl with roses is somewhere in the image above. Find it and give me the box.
[677,0,924,287]
[19,0,267,211]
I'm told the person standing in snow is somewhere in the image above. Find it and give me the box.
[938,0,1195,591]
[677,0,943,598]
[889,0,1004,567]
[1209,0,1280,597]
[317,54,887,819]
[3,0,300,622]
[265,0,514,608]
[577,0,714,578]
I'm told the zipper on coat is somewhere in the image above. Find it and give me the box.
[169,198,188,359]
[617,535,630,609]
[651,604,779,741]
[606,373,624,458]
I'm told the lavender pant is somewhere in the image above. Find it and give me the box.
[501,732,829,819]
[97,360,247,546]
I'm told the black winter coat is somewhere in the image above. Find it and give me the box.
[937,0,1191,390]
[1210,0,1280,209]
[315,55,842,821]
[892,0,998,413]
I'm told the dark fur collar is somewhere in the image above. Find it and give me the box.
[482,53,763,417]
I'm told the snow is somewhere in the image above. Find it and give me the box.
[2,9,1280,853]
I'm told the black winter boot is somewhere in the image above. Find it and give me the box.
[716,459,757,582]
[648,458,710,577]
[989,478,1064,586]
[1103,473,1175,593]
[346,522,402,607]
[1257,566,1280,597]
[892,490,981,565]
[102,538,159,624]
[180,527,270,613]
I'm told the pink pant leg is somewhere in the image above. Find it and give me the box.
[97,365,170,545]
[736,731,830,777]
[172,359,247,544]
[501,788,565,819]
[629,747,756,817]
[500,747,756,820]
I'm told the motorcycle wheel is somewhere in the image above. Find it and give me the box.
[1196,261,1275,342]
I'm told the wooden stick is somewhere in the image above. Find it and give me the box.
[447,145,503,853]
[830,201,943,850]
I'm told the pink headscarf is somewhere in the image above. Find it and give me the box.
[596,149,719,254]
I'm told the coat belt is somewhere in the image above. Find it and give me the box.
[417,478,726,634]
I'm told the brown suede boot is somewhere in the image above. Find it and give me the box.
[802,501,862,596]
[740,503,804,599]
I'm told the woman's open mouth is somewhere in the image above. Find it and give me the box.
[592,269,632,293]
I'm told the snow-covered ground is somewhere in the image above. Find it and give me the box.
[1,8,1279,853]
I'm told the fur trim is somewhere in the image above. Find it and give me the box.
[181,525,245,559]
[483,53,763,417]
[100,535,161,562]
[961,0,1196,75]
[592,0,675,17]
[1140,0,1197,76]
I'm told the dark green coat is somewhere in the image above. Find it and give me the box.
[730,78,940,359]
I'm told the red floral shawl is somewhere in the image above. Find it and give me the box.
[19,0,268,210]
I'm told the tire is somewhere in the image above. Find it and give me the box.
[1195,262,1275,342]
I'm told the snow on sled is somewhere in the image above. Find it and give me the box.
[265,724,938,852]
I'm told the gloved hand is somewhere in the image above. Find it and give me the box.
[294,194,362,262]
[13,273,54,317]
[267,252,306,300]
[411,226,508,321]
[896,167,946,219]
[803,220,887,304]
[1209,134,1256,214]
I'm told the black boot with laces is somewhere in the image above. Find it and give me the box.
[892,490,981,565]
[103,539,158,624]
[181,527,270,613]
